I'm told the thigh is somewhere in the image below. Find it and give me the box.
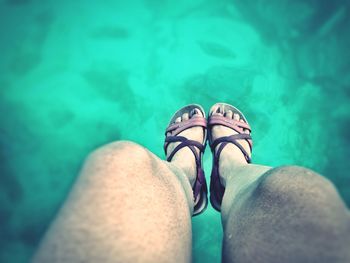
[33,141,193,263]
[222,166,350,263]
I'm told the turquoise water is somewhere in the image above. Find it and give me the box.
[1,0,349,262]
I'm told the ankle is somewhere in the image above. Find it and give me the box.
[171,154,197,187]
[219,145,249,186]
[218,144,249,167]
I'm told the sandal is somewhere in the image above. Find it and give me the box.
[208,103,253,212]
[164,104,208,216]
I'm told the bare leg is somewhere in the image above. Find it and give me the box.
[221,164,350,263]
[210,105,350,263]
[32,107,205,263]
[32,141,193,263]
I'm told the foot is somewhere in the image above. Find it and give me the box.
[209,104,251,172]
[166,108,206,187]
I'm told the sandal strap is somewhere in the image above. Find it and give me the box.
[216,140,251,164]
[164,135,206,204]
[164,105,208,216]
[165,136,205,164]
[210,133,251,149]
[193,167,206,202]
[208,117,252,149]
[165,116,207,136]
[210,132,252,164]
[208,115,251,133]
[208,106,253,212]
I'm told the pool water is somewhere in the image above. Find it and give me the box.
[0,0,349,262]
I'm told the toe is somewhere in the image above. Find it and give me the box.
[190,108,202,118]
[225,110,233,119]
[210,105,219,116]
[241,120,250,134]
[212,105,224,116]
[182,112,189,121]
[238,117,250,134]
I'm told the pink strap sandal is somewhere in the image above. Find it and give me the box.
[164,104,208,216]
[208,103,253,212]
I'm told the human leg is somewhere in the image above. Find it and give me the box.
[32,105,207,263]
[221,165,350,263]
[32,141,193,263]
[208,103,350,263]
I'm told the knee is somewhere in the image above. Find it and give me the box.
[85,140,150,167]
[255,165,340,207]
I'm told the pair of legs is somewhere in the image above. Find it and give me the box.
[32,106,350,263]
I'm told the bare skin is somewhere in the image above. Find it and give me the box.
[32,107,204,263]
[32,104,350,263]
[209,104,272,222]
[166,108,205,189]
[209,103,350,263]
